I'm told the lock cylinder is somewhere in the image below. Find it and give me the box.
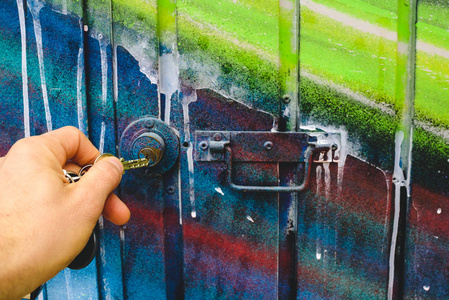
[132,132,166,167]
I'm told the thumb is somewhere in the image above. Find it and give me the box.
[75,156,124,210]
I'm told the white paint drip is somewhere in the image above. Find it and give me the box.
[180,91,199,219]
[215,187,224,195]
[120,225,126,242]
[316,165,323,194]
[187,146,196,218]
[283,106,290,117]
[322,162,331,199]
[159,51,179,124]
[98,216,112,300]
[63,268,73,300]
[16,0,30,137]
[178,167,183,225]
[98,36,108,152]
[182,92,197,148]
[30,0,53,132]
[287,197,296,234]
[246,215,255,223]
[388,131,406,300]
[336,130,347,194]
[62,0,67,15]
[112,45,118,104]
[99,37,108,110]
[316,251,322,260]
[77,42,85,133]
[99,121,106,153]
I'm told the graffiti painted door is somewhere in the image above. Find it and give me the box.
[0,0,448,299]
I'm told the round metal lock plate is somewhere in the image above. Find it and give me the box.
[119,117,180,174]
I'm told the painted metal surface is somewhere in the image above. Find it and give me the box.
[0,0,448,299]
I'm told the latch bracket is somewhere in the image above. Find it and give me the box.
[194,131,340,192]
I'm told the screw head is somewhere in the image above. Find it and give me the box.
[145,121,155,129]
[199,141,209,151]
[282,95,291,104]
[264,141,273,151]
[167,186,175,194]
[213,133,222,141]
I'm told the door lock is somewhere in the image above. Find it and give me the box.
[120,117,180,175]
[133,132,166,167]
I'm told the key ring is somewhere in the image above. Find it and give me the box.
[63,169,81,183]
[64,153,107,181]
[78,164,93,176]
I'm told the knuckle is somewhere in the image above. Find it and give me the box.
[11,136,41,155]
[62,126,81,136]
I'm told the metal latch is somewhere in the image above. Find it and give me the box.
[195,131,340,192]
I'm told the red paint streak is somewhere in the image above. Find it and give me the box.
[337,155,392,221]
[183,221,276,273]
[411,184,449,238]
[126,201,163,231]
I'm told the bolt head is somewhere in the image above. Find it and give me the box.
[167,186,175,194]
[282,95,291,104]
[264,141,273,151]
[199,141,209,151]
[145,121,155,129]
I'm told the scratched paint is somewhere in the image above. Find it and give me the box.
[0,0,448,299]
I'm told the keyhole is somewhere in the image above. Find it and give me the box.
[139,147,161,166]
[132,132,166,167]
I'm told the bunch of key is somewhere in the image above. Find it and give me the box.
[64,153,152,184]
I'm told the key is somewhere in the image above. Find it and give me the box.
[95,149,158,173]
[120,156,150,171]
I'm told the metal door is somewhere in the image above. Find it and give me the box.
[0,0,448,299]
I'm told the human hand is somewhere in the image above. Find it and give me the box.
[0,126,130,299]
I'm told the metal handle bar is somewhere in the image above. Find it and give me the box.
[226,144,328,193]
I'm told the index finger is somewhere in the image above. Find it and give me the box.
[40,126,100,167]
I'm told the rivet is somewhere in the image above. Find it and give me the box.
[145,121,154,129]
[167,186,175,194]
[264,141,273,151]
[199,141,209,150]
[213,133,222,141]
